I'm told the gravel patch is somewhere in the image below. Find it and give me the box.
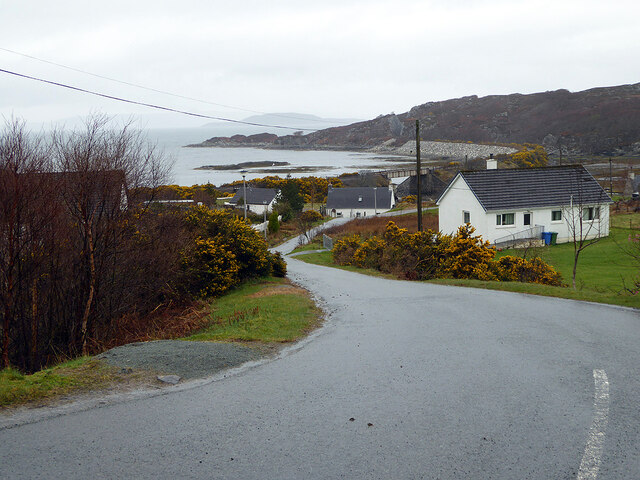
[97,340,262,380]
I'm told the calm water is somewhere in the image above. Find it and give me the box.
[146,128,412,186]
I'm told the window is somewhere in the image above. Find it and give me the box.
[496,213,515,226]
[523,213,531,226]
[583,207,600,221]
[463,211,470,223]
[551,210,562,221]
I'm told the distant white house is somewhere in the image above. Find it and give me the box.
[226,187,278,215]
[437,163,612,245]
[326,186,395,218]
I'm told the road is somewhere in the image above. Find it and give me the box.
[1,243,640,478]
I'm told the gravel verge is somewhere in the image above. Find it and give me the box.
[97,340,262,380]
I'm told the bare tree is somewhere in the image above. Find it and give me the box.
[562,171,609,289]
[53,115,170,355]
[0,119,55,368]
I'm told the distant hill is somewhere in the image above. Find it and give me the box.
[202,113,361,132]
[197,84,640,156]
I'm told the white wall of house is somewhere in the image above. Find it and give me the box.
[438,176,610,244]
[331,207,386,218]
[245,200,275,215]
[485,205,609,244]
[330,195,396,218]
[438,176,487,236]
[226,199,276,215]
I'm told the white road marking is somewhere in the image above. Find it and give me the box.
[577,369,610,480]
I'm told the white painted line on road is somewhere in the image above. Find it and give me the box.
[577,369,609,480]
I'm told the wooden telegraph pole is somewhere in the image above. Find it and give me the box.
[416,120,422,232]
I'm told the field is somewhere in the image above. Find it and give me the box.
[324,210,439,237]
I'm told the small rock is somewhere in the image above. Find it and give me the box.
[349,418,355,422]
[367,423,374,427]
[120,367,133,374]
[157,375,181,385]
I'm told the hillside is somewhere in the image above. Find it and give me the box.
[197,83,640,156]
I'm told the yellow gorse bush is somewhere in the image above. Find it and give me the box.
[332,221,564,286]
[180,205,285,298]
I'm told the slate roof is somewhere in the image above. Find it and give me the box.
[229,187,277,205]
[326,187,393,210]
[439,165,612,211]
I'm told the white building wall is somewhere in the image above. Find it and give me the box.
[333,207,387,218]
[487,205,610,244]
[438,176,488,238]
[330,193,396,218]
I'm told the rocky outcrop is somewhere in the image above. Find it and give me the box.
[192,83,640,156]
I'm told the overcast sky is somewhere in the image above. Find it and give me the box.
[1,0,638,129]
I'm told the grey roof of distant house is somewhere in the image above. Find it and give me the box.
[326,187,393,210]
[229,187,277,205]
[439,165,612,211]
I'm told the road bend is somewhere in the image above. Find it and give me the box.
[1,254,639,479]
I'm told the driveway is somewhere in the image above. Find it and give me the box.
[1,250,639,478]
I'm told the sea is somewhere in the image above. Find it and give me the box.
[144,128,413,187]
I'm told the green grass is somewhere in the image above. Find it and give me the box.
[185,277,322,343]
[290,238,324,253]
[495,226,639,307]
[291,249,397,279]
[611,212,640,229]
[0,357,128,408]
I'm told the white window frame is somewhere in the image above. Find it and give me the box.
[463,211,470,224]
[551,210,562,222]
[523,212,531,226]
[582,206,600,221]
[496,213,515,227]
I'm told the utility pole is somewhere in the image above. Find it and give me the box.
[374,186,377,215]
[241,171,247,220]
[263,200,267,240]
[609,158,613,195]
[416,120,422,232]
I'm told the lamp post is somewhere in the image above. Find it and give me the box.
[263,200,267,240]
[374,186,377,215]
[241,171,247,220]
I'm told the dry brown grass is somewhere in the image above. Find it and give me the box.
[248,285,308,298]
[324,212,439,238]
[89,303,211,353]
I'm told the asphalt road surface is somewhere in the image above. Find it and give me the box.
[1,251,639,478]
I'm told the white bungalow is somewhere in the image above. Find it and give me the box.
[437,162,612,246]
[326,186,395,218]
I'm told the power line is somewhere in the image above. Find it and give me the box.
[0,46,336,125]
[0,67,317,131]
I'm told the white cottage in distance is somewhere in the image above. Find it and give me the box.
[226,187,278,215]
[327,186,395,218]
[437,160,612,245]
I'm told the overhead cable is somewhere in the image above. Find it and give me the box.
[0,67,317,131]
[0,47,334,125]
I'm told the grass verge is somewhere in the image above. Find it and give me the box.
[291,249,396,279]
[185,277,322,343]
[1,277,323,409]
[0,357,152,409]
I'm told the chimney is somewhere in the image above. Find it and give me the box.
[486,153,497,170]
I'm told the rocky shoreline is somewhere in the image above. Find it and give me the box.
[187,138,516,161]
